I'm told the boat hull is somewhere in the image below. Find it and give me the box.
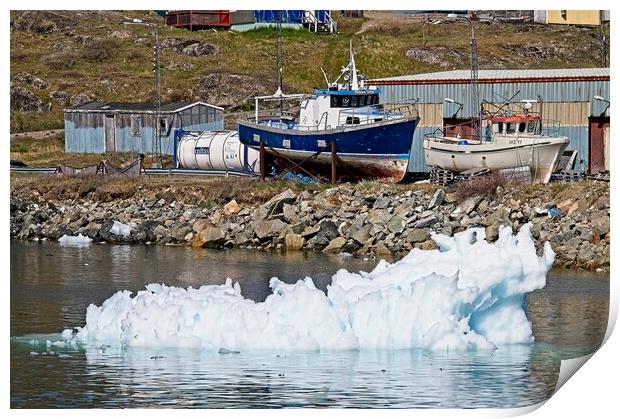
[237,117,418,182]
[423,136,570,183]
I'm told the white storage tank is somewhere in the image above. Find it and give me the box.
[176,130,260,173]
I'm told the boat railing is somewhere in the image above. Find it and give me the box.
[336,99,419,127]
[539,119,561,137]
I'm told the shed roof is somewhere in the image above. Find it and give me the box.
[369,68,610,84]
[65,101,223,113]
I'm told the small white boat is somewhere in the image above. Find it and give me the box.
[423,108,570,183]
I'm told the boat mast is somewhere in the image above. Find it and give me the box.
[469,14,481,140]
[349,40,359,91]
[276,11,284,117]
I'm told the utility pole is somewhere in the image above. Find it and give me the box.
[124,20,162,167]
[469,14,481,141]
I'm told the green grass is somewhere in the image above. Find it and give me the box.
[10,11,608,133]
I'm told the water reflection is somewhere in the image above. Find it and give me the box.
[10,240,609,408]
[13,337,569,408]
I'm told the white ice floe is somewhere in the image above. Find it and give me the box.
[110,221,132,237]
[58,233,92,246]
[67,223,555,352]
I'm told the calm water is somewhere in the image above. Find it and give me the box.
[10,240,609,408]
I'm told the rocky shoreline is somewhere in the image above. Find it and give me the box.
[10,180,610,271]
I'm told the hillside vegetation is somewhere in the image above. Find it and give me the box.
[10,10,609,133]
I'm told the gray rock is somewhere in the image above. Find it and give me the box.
[193,226,226,248]
[10,86,49,113]
[192,218,210,233]
[455,195,483,216]
[322,237,347,253]
[170,226,191,242]
[479,207,510,227]
[282,203,299,223]
[577,245,595,265]
[428,189,445,209]
[351,224,372,244]
[254,219,289,240]
[12,72,48,89]
[387,215,406,234]
[313,221,340,246]
[367,208,392,226]
[419,209,435,219]
[301,225,320,238]
[413,215,438,229]
[373,242,392,255]
[485,225,500,242]
[254,189,297,220]
[373,195,391,209]
[406,228,430,243]
[592,216,610,237]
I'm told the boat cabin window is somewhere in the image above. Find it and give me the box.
[496,122,503,133]
[505,123,515,134]
[330,93,380,108]
[346,116,361,125]
[518,122,526,133]
[527,121,537,133]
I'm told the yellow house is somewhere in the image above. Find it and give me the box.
[544,10,602,26]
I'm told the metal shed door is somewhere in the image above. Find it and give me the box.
[104,115,115,152]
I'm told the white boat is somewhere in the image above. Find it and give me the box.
[423,106,570,183]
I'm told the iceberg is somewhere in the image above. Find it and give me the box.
[58,233,92,246]
[67,223,555,352]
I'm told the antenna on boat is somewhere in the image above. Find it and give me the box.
[320,67,330,88]
[349,39,359,91]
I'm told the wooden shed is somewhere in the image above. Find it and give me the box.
[64,101,224,155]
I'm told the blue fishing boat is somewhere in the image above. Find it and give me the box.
[237,42,419,182]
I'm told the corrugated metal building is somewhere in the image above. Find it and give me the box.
[64,102,224,155]
[368,68,610,174]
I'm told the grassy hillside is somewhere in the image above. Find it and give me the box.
[10,10,609,133]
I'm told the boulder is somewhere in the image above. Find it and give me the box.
[223,199,241,214]
[322,237,347,253]
[12,72,48,89]
[367,208,392,226]
[479,207,510,227]
[351,224,372,244]
[254,219,289,239]
[454,195,482,216]
[373,242,392,256]
[285,233,304,251]
[428,189,445,209]
[301,225,320,238]
[413,215,438,229]
[170,226,191,242]
[192,226,226,248]
[406,228,430,244]
[254,189,297,220]
[313,220,340,246]
[10,86,48,113]
[282,203,299,223]
[592,216,610,237]
[415,240,438,250]
[192,218,210,233]
[372,195,391,209]
[387,215,406,234]
[485,225,500,242]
